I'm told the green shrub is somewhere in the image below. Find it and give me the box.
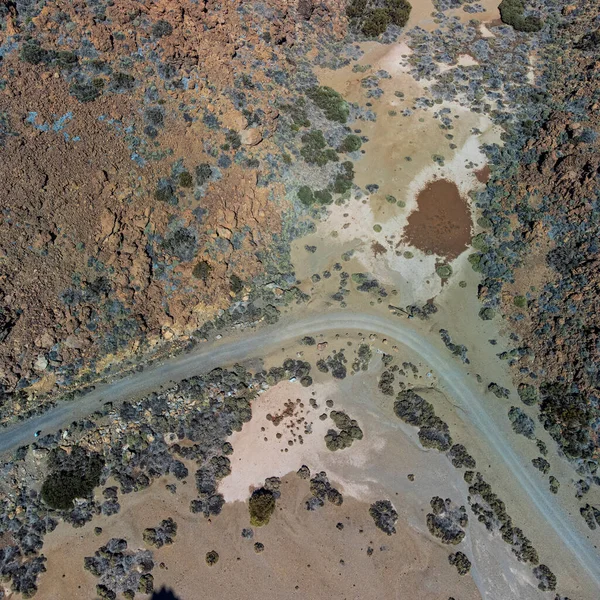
[19,40,48,65]
[111,72,135,91]
[362,9,390,36]
[300,130,339,166]
[499,0,542,32]
[69,79,105,103]
[230,274,244,293]
[333,161,355,194]
[178,171,193,188]
[193,260,212,281]
[306,86,349,123]
[195,163,212,186]
[298,185,315,206]
[479,307,495,320]
[436,264,452,278]
[152,20,173,38]
[347,0,411,37]
[41,447,104,510]
[338,134,362,153]
[55,51,78,70]
[249,488,276,526]
[513,295,527,308]
[314,190,333,205]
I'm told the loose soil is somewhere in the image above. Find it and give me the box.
[402,179,472,260]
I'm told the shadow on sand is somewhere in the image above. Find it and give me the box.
[151,587,181,600]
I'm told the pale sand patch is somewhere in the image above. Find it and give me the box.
[479,23,496,38]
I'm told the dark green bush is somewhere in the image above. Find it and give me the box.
[19,40,48,65]
[347,0,411,37]
[230,274,244,293]
[249,488,276,526]
[499,0,542,32]
[193,260,212,281]
[41,447,104,510]
[300,130,339,166]
[178,171,193,188]
[298,185,315,206]
[69,79,105,103]
[306,86,349,123]
[314,190,333,205]
[362,8,391,36]
[55,50,78,70]
[195,163,212,186]
[338,134,362,153]
[152,20,173,38]
[111,72,135,91]
[333,161,355,194]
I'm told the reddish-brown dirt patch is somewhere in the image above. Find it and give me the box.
[402,179,472,260]
[475,165,491,183]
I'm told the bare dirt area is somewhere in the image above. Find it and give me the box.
[37,469,479,600]
[403,179,472,260]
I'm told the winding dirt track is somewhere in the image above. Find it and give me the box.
[2,311,599,591]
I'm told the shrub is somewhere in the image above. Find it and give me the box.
[362,8,390,36]
[333,161,355,194]
[41,447,104,510]
[517,383,538,406]
[161,228,197,262]
[300,130,339,166]
[314,189,333,205]
[111,72,135,92]
[513,295,527,308]
[306,86,349,123]
[347,0,411,36]
[152,20,173,38]
[195,163,212,186]
[249,488,276,526]
[338,134,362,153]
[69,79,105,103]
[499,0,542,32]
[436,264,452,278]
[193,260,212,281]
[154,180,175,204]
[55,50,78,70]
[298,185,315,206]
[205,551,219,566]
[178,171,193,188]
[230,274,244,293]
[20,40,48,65]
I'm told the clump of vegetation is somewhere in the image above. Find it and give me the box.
[448,551,471,575]
[479,307,495,320]
[488,382,509,398]
[517,383,538,406]
[143,518,177,548]
[436,264,452,279]
[69,78,105,103]
[333,161,355,194]
[532,457,550,474]
[580,504,600,530]
[300,130,339,166]
[154,180,176,204]
[338,134,362,153]
[394,389,453,451]
[508,406,535,439]
[152,20,174,38]
[306,471,343,510]
[533,564,556,591]
[297,185,334,207]
[347,0,412,37]
[306,86,349,123]
[499,0,542,33]
[110,72,135,92]
[325,410,363,450]
[369,500,398,535]
[447,444,476,469]
[205,550,219,566]
[195,163,212,186]
[178,171,193,188]
[249,488,276,526]
[192,260,212,282]
[426,496,468,545]
[41,446,104,510]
